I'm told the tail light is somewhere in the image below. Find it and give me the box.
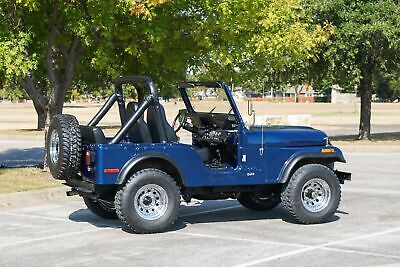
[85,150,92,166]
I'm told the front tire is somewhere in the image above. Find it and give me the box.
[281,164,341,224]
[237,192,280,211]
[115,169,180,234]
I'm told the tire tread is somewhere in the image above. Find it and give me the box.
[115,168,180,234]
[281,164,341,224]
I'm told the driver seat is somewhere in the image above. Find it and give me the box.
[147,104,178,143]
[147,103,210,162]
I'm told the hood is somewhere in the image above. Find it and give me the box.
[247,125,328,147]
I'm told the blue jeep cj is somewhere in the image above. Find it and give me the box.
[46,76,351,233]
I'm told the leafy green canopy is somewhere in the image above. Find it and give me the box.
[0,0,167,85]
[1,0,331,99]
[305,0,400,89]
[188,0,332,91]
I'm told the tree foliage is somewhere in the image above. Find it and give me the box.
[1,0,331,130]
[304,0,400,139]
[0,0,167,129]
[188,0,332,90]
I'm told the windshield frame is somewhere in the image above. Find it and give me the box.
[178,81,244,125]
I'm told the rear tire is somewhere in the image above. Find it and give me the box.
[281,164,341,224]
[83,197,118,219]
[115,169,180,234]
[237,192,280,211]
[46,114,81,180]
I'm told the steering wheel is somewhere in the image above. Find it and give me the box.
[172,111,187,132]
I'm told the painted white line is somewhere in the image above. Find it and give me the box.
[0,212,72,222]
[174,232,308,249]
[0,228,105,249]
[176,231,400,264]
[180,205,242,218]
[236,247,313,267]
[322,246,400,261]
[235,226,400,266]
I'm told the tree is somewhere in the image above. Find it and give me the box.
[187,0,332,94]
[375,71,400,102]
[1,0,332,132]
[0,0,166,130]
[304,0,400,139]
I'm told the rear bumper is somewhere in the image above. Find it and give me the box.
[335,170,351,184]
[64,176,96,199]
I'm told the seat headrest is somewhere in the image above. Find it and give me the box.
[127,102,139,112]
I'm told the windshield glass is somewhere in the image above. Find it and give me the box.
[184,86,233,114]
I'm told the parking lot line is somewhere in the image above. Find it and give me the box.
[321,246,400,260]
[0,228,105,249]
[235,225,400,266]
[173,231,309,249]
[0,211,72,222]
[181,205,242,217]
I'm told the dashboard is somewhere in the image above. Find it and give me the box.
[182,112,238,144]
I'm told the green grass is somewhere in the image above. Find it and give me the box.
[0,129,45,137]
[0,168,61,194]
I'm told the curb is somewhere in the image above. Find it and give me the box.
[0,186,79,210]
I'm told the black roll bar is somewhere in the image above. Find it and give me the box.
[110,95,154,144]
[86,76,165,144]
[88,93,119,127]
[89,76,159,127]
[178,81,222,89]
[114,76,159,98]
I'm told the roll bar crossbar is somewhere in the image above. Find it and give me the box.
[87,76,161,144]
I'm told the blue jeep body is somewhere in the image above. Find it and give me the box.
[48,76,350,232]
[85,127,345,187]
[76,77,348,194]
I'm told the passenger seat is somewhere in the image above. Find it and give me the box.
[126,102,152,143]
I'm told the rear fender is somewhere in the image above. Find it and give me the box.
[116,151,186,185]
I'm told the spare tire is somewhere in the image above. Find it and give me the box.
[46,114,82,180]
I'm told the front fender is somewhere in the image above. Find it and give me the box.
[278,150,346,183]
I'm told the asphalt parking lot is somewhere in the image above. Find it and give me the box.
[1,152,400,267]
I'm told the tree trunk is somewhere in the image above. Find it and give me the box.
[358,75,372,140]
[35,104,47,130]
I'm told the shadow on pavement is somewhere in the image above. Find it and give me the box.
[0,147,44,168]
[69,208,122,229]
[69,208,187,232]
[68,202,341,233]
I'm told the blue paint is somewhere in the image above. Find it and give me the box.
[86,126,343,187]
[82,81,346,188]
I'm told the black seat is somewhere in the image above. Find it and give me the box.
[147,103,178,143]
[80,125,107,144]
[147,103,210,162]
[126,102,152,143]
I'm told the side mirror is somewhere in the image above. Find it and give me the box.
[247,100,255,127]
[247,100,254,116]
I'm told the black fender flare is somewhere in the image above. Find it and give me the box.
[278,151,346,183]
[116,151,186,185]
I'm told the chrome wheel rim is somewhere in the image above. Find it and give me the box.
[134,184,168,220]
[49,131,60,165]
[301,178,331,213]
